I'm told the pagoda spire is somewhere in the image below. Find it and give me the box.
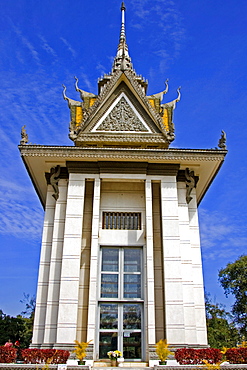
[112,2,132,72]
[119,2,127,47]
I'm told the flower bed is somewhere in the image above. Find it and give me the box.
[175,348,222,364]
[226,348,247,364]
[20,349,70,364]
[0,348,69,365]
[0,347,17,364]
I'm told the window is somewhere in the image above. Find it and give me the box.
[102,212,141,230]
[100,248,142,299]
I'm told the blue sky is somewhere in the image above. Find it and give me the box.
[0,0,246,317]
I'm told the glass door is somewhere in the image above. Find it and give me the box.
[99,303,142,359]
[99,303,118,358]
[98,247,143,360]
[122,303,142,359]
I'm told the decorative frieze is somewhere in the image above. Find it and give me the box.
[75,133,168,146]
[97,96,149,132]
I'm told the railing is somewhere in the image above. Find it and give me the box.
[102,212,141,230]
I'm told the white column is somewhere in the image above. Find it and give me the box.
[177,182,197,344]
[56,174,86,347]
[160,176,185,345]
[145,179,156,346]
[32,185,55,347]
[188,189,208,345]
[87,177,101,345]
[43,179,68,346]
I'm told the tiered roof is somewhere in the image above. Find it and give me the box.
[62,2,181,149]
[19,2,227,208]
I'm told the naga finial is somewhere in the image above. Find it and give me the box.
[176,86,181,103]
[74,76,84,101]
[218,130,227,150]
[74,76,95,101]
[164,79,169,95]
[148,78,169,101]
[20,125,28,145]
[62,84,68,102]
[161,86,181,110]
[63,83,87,108]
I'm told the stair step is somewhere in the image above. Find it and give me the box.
[93,362,149,369]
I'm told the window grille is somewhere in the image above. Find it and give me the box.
[102,212,141,230]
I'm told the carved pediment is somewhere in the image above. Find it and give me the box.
[92,93,152,133]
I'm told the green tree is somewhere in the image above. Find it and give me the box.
[205,294,239,348]
[0,294,35,348]
[219,255,247,337]
[0,310,27,346]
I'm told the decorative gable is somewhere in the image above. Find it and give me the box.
[92,93,151,133]
[62,3,181,149]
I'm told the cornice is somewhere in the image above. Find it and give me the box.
[19,145,227,162]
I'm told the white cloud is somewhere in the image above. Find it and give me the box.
[199,208,246,261]
[39,35,57,58]
[96,62,107,76]
[10,21,40,65]
[0,69,69,146]
[129,0,186,67]
[60,37,77,59]
[0,190,43,240]
[79,72,94,92]
[0,67,70,243]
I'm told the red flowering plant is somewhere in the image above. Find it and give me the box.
[21,349,70,364]
[0,346,17,363]
[226,347,247,364]
[175,348,222,365]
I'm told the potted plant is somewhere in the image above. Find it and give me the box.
[155,339,172,365]
[107,350,123,367]
[73,339,92,365]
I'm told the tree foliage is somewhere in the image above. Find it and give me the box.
[0,310,31,348]
[0,294,35,348]
[205,294,239,348]
[219,255,247,337]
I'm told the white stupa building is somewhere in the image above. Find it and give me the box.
[19,2,227,364]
